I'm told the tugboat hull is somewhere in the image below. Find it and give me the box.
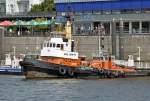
[20,58,150,79]
[20,59,127,79]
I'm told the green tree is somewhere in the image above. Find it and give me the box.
[31,0,55,12]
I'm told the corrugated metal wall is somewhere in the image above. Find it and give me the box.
[55,0,150,12]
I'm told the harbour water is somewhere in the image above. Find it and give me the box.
[0,76,150,101]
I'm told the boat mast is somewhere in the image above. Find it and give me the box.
[65,21,72,39]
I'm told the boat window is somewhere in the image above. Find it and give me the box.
[50,43,52,47]
[61,44,64,50]
[47,43,50,47]
[57,44,60,48]
[53,43,56,48]
[43,43,46,47]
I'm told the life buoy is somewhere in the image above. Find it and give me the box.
[68,69,74,77]
[59,67,67,75]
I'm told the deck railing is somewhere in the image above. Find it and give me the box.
[0,60,5,66]
[114,60,150,69]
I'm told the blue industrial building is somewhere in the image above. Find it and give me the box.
[55,0,150,36]
[55,0,150,12]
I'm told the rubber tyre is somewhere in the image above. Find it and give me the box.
[59,67,67,75]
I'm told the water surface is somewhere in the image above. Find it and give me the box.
[0,75,150,101]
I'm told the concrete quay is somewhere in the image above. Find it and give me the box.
[0,34,150,62]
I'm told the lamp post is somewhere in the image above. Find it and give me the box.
[137,46,141,68]
[25,47,28,54]
[12,46,16,56]
[111,18,116,57]
[36,46,39,54]
[98,25,101,57]
[119,18,124,60]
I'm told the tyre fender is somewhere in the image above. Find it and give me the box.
[68,69,74,77]
[59,67,67,75]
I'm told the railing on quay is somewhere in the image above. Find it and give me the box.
[0,12,55,18]
[3,28,150,37]
[4,31,51,37]
[73,30,110,36]
[73,29,150,36]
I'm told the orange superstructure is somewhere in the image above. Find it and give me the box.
[41,56,136,73]
[41,57,81,67]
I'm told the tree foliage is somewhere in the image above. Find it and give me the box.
[31,0,55,12]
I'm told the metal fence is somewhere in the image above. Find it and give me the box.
[74,30,110,36]
[0,12,55,18]
[0,60,5,66]
[114,60,150,69]
[4,31,51,37]
[135,62,150,69]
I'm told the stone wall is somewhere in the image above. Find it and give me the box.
[0,29,3,59]
[1,35,150,62]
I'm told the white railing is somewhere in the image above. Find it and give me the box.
[114,60,128,66]
[0,60,5,66]
[114,60,150,69]
[134,62,150,69]
[113,60,135,67]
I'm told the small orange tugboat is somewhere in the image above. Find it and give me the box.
[20,21,147,79]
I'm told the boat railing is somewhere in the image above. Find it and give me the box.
[113,60,133,67]
[0,60,5,66]
[50,31,66,38]
[114,60,150,69]
[135,62,150,69]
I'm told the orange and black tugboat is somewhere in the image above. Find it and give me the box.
[20,21,150,79]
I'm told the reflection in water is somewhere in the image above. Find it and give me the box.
[0,76,150,101]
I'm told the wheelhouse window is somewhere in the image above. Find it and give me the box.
[57,44,60,48]
[53,43,56,48]
[50,43,52,47]
[43,43,47,47]
[47,43,50,47]
[61,44,64,50]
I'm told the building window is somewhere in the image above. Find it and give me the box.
[112,10,121,14]
[92,10,102,14]
[24,5,28,12]
[116,22,120,33]
[142,22,149,33]
[102,10,111,14]
[142,9,150,13]
[124,22,129,33]
[132,22,139,34]
[10,4,14,13]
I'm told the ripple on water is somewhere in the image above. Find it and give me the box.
[0,76,150,101]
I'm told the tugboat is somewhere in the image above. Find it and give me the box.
[20,21,144,79]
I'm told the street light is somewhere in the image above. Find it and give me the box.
[25,47,28,54]
[137,46,141,68]
[12,46,16,56]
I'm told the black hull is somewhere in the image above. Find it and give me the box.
[20,59,150,79]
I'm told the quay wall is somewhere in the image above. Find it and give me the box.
[1,35,150,61]
[73,35,150,61]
